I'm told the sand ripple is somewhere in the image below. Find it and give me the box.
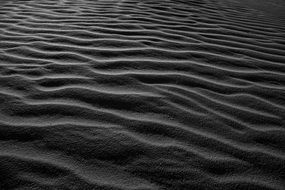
[0,0,285,189]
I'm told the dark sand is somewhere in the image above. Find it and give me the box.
[0,0,285,189]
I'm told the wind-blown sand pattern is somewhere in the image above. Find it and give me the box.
[0,0,285,189]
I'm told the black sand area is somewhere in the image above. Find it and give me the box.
[0,0,285,189]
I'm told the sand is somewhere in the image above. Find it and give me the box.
[0,0,285,189]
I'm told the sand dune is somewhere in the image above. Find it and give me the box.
[0,0,285,189]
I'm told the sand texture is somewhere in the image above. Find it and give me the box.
[0,0,285,189]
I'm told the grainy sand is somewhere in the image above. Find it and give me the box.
[0,0,285,189]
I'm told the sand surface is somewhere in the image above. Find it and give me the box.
[0,0,285,189]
